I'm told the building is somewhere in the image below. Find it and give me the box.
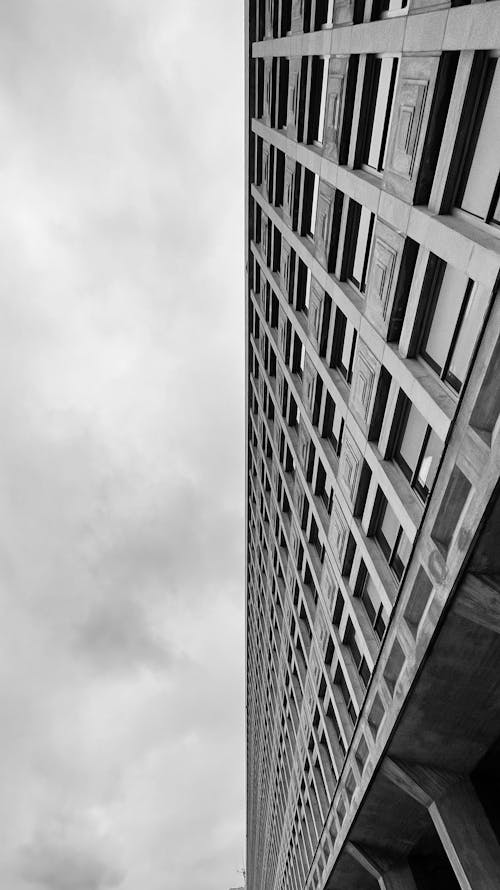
[245,2,500,889]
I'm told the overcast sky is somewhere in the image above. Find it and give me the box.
[0,2,245,888]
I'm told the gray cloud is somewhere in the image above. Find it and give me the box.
[74,597,174,673]
[18,813,124,890]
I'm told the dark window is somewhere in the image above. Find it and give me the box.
[322,392,344,455]
[345,201,375,293]
[394,397,442,503]
[332,590,344,627]
[371,0,407,19]
[359,57,398,172]
[421,262,491,394]
[375,494,411,582]
[295,258,311,314]
[301,168,319,238]
[333,310,357,384]
[356,562,387,641]
[334,665,357,725]
[455,56,500,226]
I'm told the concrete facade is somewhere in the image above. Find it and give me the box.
[245,2,500,889]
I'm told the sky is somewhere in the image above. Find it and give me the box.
[0,2,245,889]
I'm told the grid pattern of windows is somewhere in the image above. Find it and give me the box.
[247,4,500,890]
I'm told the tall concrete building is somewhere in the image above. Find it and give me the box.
[245,2,500,889]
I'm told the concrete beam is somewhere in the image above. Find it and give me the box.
[381,757,458,808]
[345,842,418,890]
[453,573,500,635]
[345,841,390,878]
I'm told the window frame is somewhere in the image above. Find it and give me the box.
[301,168,319,239]
[359,54,399,174]
[373,0,408,20]
[374,493,411,582]
[334,664,357,726]
[335,311,357,384]
[315,56,330,145]
[356,562,387,642]
[420,261,479,394]
[344,618,371,689]
[393,397,441,503]
[344,200,375,294]
[322,391,345,456]
[310,173,319,238]
[454,52,500,232]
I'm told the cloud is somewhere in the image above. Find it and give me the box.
[0,1,245,888]
[74,597,174,673]
[18,812,125,890]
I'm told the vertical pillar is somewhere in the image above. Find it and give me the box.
[430,779,500,890]
[382,759,500,890]
[380,864,418,890]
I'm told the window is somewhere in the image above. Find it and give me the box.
[299,342,305,377]
[288,395,299,428]
[314,0,331,28]
[361,57,398,172]
[301,170,319,238]
[316,58,329,144]
[296,260,311,314]
[348,203,375,293]
[421,264,491,393]
[304,267,311,312]
[280,0,291,35]
[373,0,407,18]
[456,55,500,227]
[309,517,324,563]
[394,399,442,502]
[274,149,285,207]
[322,392,344,456]
[292,334,305,377]
[331,410,344,456]
[334,665,357,725]
[310,174,319,237]
[315,460,332,513]
[254,136,263,186]
[375,494,411,582]
[326,701,345,756]
[334,311,357,384]
[277,59,289,129]
[332,590,344,627]
[254,262,261,296]
[302,0,312,32]
[356,563,387,641]
[344,619,371,689]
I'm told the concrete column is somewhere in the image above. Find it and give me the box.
[430,779,500,890]
[382,759,500,890]
[380,864,418,890]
